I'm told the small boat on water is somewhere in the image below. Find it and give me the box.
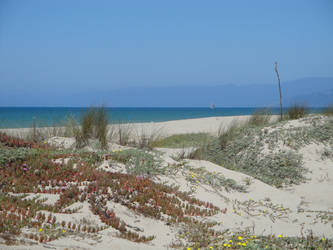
[210,103,215,109]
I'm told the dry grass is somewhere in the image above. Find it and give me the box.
[70,106,110,149]
[94,107,109,149]
[324,104,333,116]
[217,121,241,150]
[117,122,133,146]
[134,126,163,150]
[81,107,95,142]
[247,109,271,126]
[285,104,308,120]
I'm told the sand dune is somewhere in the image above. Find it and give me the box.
[1,115,332,249]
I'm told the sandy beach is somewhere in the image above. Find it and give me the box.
[1,115,270,139]
[1,114,332,249]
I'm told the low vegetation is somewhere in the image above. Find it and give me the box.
[65,106,109,149]
[107,149,166,177]
[217,121,241,150]
[195,133,306,187]
[178,231,332,249]
[80,106,109,149]
[324,104,333,116]
[116,122,133,146]
[1,112,333,249]
[247,109,272,127]
[152,133,215,148]
[285,104,308,120]
[184,165,247,193]
[0,133,221,245]
[191,114,333,188]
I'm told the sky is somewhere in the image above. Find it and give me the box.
[0,0,332,106]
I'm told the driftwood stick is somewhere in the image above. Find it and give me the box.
[274,62,283,120]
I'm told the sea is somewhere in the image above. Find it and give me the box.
[0,107,326,129]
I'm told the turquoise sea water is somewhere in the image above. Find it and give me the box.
[0,107,325,128]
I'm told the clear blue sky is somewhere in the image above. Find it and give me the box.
[0,0,332,101]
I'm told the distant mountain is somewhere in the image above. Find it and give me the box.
[287,89,333,107]
[280,77,333,107]
[1,77,332,107]
[101,77,333,107]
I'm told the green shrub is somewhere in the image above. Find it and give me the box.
[285,104,308,120]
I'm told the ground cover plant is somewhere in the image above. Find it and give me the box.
[107,147,167,177]
[196,135,306,187]
[0,133,222,246]
[265,116,333,150]
[178,232,332,249]
[171,164,247,193]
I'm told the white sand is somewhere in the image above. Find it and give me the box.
[0,115,255,138]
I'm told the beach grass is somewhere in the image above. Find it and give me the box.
[324,104,333,116]
[285,104,308,120]
[116,122,133,146]
[246,108,272,127]
[66,106,109,149]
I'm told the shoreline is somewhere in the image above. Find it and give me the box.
[0,106,325,129]
[0,113,255,130]
[0,115,278,138]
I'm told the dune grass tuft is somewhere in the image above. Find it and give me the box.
[81,107,95,142]
[117,122,133,146]
[247,109,272,127]
[68,106,110,149]
[324,104,333,116]
[217,121,241,150]
[94,107,109,149]
[285,104,308,120]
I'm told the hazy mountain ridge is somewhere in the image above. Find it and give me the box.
[1,77,332,107]
[289,88,333,107]
[103,77,333,107]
